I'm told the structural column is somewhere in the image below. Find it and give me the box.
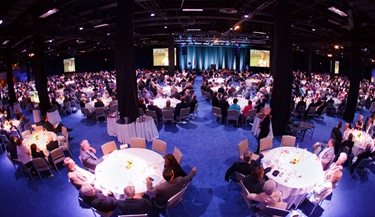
[343,29,361,122]
[270,0,293,136]
[6,44,17,105]
[115,0,139,123]
[168,34,175,76]
[33,35,51,115]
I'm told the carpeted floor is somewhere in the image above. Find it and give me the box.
[0,76,374,217]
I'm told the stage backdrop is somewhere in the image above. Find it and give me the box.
[178,46,250,71]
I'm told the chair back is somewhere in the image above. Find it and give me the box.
[101,141,118,155]
[10,130,20,138]
[21,130,31,139]
[212,106,222,117]
[50,147,65,162]
[173,146,183,165]
[259,137,273,152]
[95,107,105,115]
[118,214,148,217]
[235,172,245,182]
[247,109,257,119]
[237,138,249,160]
[193,102,199,113]
[162,110,174,121]
[32,158,50,170]
[146,110,158,120]
[151,139,167,155]
[313,145,322,155]
[109,104,118,114]
[24,122,32,132]
[62,126,68,138]
[81,107,90,116]
[280,135,296,147]
[130,137,146,149]
[227,110,239,119]
[166,186,188,210]
[179,108,190,119]
[262,205,290,217]
[296,105,305,113]
[139,108,145,115]
[239,181,252,208]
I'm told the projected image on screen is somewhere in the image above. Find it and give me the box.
[250,49,270,67]
[29,91,40,103]
[334,61,339,74]
[153,48,176,66]
[63,58,76,72]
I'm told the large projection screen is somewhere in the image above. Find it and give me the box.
[250,49,270,67]
[153,48,176,66]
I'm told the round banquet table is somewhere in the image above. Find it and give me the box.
[114,121,137,144]
[152,97,180,109]
[262,147,324,209]
[22,131,58,156]
[228,97,250,110]
[95,148,165,199]
[343,129,374,156]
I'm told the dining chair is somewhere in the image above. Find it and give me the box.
[351,157,372,179]
[212,106,222,123]
[227,171,246,193]
[94,107,106,123]
[237,138,249,160]
[176,108,190,123]
[24,121,32,132]
[139,108,145,115]
[0,134,9,154]
[49,147,65,172]
[5,150,16,170]
[306,106,317,119]
[259,137,273,154]
[14,159,33,179]
[146,110,158,124]
[21,130,31,139]
[118,214,147,217]
[70,100,79,112]
[204,91,212,101]
[101,141,118,155]
[81,107,95,121]
[246,109,257,128]
[173,146,183,165]
[280,135,296,147]
[164,185,188,217]
[60,126,73,157]
[32,158,53,180]
[162,110,175,124]
[151,139,167,155]
[130,137,146,149]
[262,203,290,217]
[109,104,118,114]
[226,110,240,127]
[190,102,199,119]
[239,181,252,208]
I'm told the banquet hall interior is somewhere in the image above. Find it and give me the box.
[1,1,375,217]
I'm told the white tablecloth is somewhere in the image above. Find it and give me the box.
[262,147,324,209]
[251,116,274,138]
[152,97,180,109]
[47,110,61,126]
[95,148,164,199]
[3,120,21,134]
[22,131,58,156]
[33,109,41,123]
[135,116,159,142]
[107,115,118,137]
[115,122,137,144]
[343,129,374,156]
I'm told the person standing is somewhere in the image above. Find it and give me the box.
[256,107,271,154]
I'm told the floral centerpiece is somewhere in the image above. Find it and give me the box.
[126,160,133,169]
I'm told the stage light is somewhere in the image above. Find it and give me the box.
[328,7,348,17]
[334,45,339,49]
[234,25,240,30]
[39,8,59,19]
[150,13,155,17]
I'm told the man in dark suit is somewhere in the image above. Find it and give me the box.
[147,100,163,121]
[64,157,95,190]
[42,115,73,135]
[350,144,375,173]
[189,94,198,114]
[224,150,259,182]
[79,183,117,212]
[218,95,229,124]
[146,167,197,208]
[94,98,105,108]
[174,96,188,120]
[296,97,307,110]
[331,121,343,155]
[116,185,152,215]
[46,133,59,152]
[79,140,104,174]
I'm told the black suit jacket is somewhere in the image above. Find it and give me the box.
[116,198,152,215]
[46,140,59,152]
[174,102,188,116]
[80,150,104,173]
[80,190,117,212]
[42,121,55,132]
[147,105,162,120]
[258,115,270,139]
[94,101,105,108]
[224,161,257,182]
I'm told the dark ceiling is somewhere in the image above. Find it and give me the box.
[0,0,375,68]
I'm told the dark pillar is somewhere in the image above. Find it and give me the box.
[307,47,312,74]
[115,0,139,123]
[270,0,293,136]
[6,44,17,105]
[343,29,361,122]
[26,61,31,82]
[33,35,51,115]
[168,34,175,76]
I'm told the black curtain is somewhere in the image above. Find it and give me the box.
[115,0,139,123]
[270,0,293,136]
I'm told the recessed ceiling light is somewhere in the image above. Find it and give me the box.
[182,8,203,12]
[164,26,168,29]
[0,20,3,25]
[150,13,155,17]
[79,27,83,30]
[244,15,249,18]
[312,28,316,31]
[107,33,111,35]
[94,23,109,28]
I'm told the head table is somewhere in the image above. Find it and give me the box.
[343,129,374,156]
[262,147,324,209]
[95,148,164,199]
